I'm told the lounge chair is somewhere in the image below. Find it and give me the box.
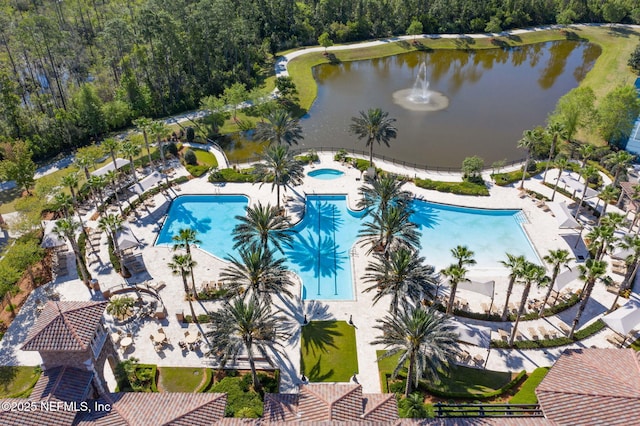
[558,322,571,335]
[528,327,539,341]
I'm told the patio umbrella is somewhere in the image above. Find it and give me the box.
[602,298,640,335]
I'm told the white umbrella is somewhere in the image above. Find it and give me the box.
[602,298,640,335]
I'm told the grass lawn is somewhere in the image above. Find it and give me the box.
[509,367,550,404]
[0,366,41,398]
[193,149,218,168]
[376,350,514,396]
[158,367,207,392]
[301,320,358,382]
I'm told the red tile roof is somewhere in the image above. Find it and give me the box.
[0,399,78,426]
[30,366,94,403]
[536,348,640,425]
[22,301,108,352]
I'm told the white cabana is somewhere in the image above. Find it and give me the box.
[129,171,162,195]
[451,320,492,348]
[117,226,140,251]
[457,280,495,298]
[547,201,582,229]
[41,220,67,248]
[602,298,640,335]
[559,176,599,199]
[91,158,130,177]
[552,268,580,292]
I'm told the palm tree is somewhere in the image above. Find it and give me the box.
[53,192,74,219]
[500,253,526,321]
[586,225,616,261]
[98,213,124,264]
[172,228,202,257]
[543,122,567,182]
[372,306,459,397]
[254,108,304,146]
[149,120,169,170]
[568,259,608,339]
[120,139,141,183]
[168,253,198,318]
[350,108,398,166]
[206,295,283,391]
[615,234,640,294]
[363,249,438,315]
[253,145,304,209]
[517,128,543,190]
[101,137,121,172]
[133,117,154,167]
[61,173,79,205]
[540,249,572,316]
[88,174,107,215]
[451,245,476,269]
[551,156,569,201]
[107,296,135,321]
[597,185,621,225]
[574,165,599,219]
[441,264,468,315]
[603,150,635,187]
[577,144,595,168]
[53,218,90,286]
[221,244,293,302]
[357,174,412,217]
[232,202,293,253]
[74,155,93,180]
[105,170,126,218]
[509,262,548,346]
[358,205,421,257]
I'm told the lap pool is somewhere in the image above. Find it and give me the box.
[156,194,540,301]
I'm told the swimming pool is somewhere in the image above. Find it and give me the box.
[308,168,345,180]
[155,195,540,301]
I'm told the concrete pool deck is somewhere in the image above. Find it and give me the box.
[0,152,635,395]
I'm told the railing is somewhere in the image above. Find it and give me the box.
[434,403,543,417]
[229,147,526,175]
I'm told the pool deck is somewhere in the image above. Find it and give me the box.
[0,152,636,395]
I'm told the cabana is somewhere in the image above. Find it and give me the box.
[41,220,67,248]
[117,226,140,252]
[559,175,599,200]
[91,158,129,177]
[547,201,581,229]
[602,298,640,337]
[552,268,580,292]
[129,171,162,195]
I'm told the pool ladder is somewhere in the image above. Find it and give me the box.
[515,211,530,225]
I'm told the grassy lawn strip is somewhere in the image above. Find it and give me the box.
[0,366,41,398]
[376,350,517,397]
[158,367,207,392]
[301,320,358,382]
[193,149,218,168]
[509,367,550,404]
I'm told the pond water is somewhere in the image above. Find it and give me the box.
[299,41,600,168]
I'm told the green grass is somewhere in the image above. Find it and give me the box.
[0,366,41,398]
[630,338,640,351]
[301,320,358,382]
[158,367,207,392]
[509,367,550,404]
[193,149,218,168]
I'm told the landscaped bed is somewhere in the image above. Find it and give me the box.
[0,366,41,398]
[301,320,358,382]
[158,367,211,392]
[208,370,279,418]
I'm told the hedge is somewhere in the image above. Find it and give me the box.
[491,319,606,349]
[186,164,210,177]
[414,178,489,196]
[509,367,550,404]
[195,368,215,393]
[208,168,255,183]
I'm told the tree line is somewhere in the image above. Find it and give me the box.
[0,0,639,162]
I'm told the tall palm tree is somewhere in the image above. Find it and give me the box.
[509,262,548,346]
[61,173,79,205]
[104,170,126,218]
[254,108,304,146]
[569,259,608,339]
[149,120,169,170]
[615,234,640,293]
[551,156,569,201]
[74,155,93,180]
[586,224,616,261]
[358,205,421,257]
[577,144,595,169]
[253,145,304,209]
[500,253,526,321]
[232,202,293,253]
[172,228,201,257]
[133,117,154,167]
[101,137,121,172]
[88,174,107,215]
[206,295,283,391]
[451,245,476,269]
[441,264,468,315]
[543,122,567,182]
[372,306,459,397]
[517,128,543,190]
[221,244,293,302]
[357,174,412,217]
[168,253,198,319]
[120,139,141,183]
[603,150,635,187]
[53,218,90,286]
[574,165,599,219]
[350,108,398,165]
[98,213,124,264]
[540,249,572,316]
[363,249,438,315]
[597,185,621,225]
[53,192,74,219]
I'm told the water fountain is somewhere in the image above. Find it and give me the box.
[393,61,449,112]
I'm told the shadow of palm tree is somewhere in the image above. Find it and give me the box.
[301,321,341,356]
[410,201,441,230]
[275,295,333,345]
[304,355,335,382]
[0,366,18,393]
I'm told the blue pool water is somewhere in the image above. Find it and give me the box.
[308,168,345,180]
[156,195,540,301]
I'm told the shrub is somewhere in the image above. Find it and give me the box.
[184,314,211,323]
[462,156,484,182]
[208,168,255,183]
[186,165,209,177]
[491,320,605,349]
[165,142,178,158]
[210,375,264,417]
[197,288,229,300]
[186,127,195,142]
[295,152,319,163]
[106,235,121,273]
[184,148,197,165]
[414,178,489,196]
[334,149,348,162]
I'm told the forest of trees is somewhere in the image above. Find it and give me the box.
[0,0,639,162]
